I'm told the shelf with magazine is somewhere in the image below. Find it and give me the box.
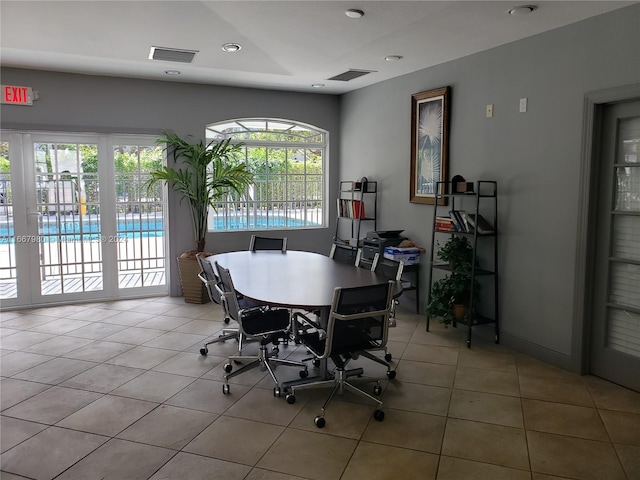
[426,180,499,348]
[332,179,377,263]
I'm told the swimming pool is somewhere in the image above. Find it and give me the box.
[0,215,318,243]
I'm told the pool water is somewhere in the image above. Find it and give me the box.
[0,215,317,243]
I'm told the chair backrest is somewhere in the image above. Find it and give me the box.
[371,253,405,281]
[329,243,358,265]
[249,235,287,252]
[214,260,290,337]
[213,261,242,323]
[320,281,394,358]
[196,253,221,304]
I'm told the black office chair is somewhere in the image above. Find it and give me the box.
[196,254,243,356]
[354,251,403,331]
[370,253,404,329]
[249,235,287,252]
[329,243,357,264]
[215,261,308,396]
[286,281,396,428]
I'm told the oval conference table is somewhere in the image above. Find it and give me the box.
[206,250,401,386]
[206,250,401,314]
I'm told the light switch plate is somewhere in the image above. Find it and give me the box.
[519,98,527,113]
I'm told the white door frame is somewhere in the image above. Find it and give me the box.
[574,83,640,374]
[1,130,168,308]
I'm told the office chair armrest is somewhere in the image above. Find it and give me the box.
[197,271,217,287]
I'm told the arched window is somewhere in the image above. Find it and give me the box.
[205,118,326,231]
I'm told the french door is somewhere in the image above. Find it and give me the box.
[590,100,640,391]
[0,132,168,308]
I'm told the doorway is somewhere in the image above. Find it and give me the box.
[588,99,640,391]
[0,132,168,308]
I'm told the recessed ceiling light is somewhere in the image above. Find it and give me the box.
[385,55,404,62]
[311,83,325,88]
[345,9,364,18]
[164,70,181,75]
[221,43,242,53]
[508,5,537,15]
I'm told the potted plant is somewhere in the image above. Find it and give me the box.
[426,236,479,325]
[436,235,473,271]
[147,131,253,303]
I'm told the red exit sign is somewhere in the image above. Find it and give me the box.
[1,85,33,106]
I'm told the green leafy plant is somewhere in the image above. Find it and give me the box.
[146,131,253,253]
[436,235,473,271]
[427,236,480,325]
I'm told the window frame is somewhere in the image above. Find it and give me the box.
[205,118,327,232]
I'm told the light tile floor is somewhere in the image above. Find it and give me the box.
[1,297,639,480]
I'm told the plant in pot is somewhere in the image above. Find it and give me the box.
[437,235,473,271]
[426,236,479,325]
[146,131,253,303]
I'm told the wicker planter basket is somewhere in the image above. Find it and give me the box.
[177,255,210,304]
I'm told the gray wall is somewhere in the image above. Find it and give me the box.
[339,5,640,368]
[0,70,341,295]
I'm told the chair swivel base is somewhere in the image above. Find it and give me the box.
[285,367,387,428]
[222,341,308,396]
[200,328,240,356]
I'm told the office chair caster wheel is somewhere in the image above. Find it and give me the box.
[224,318,230,324]
[384,353,392,361]
[200,347,208,356]
[272,346,279,355]
[286,394,296,404]
[222,384,230,395]
[373,385,382,396]
[373,410,385,421]
[299,369,308,379]
[273,387,282,397]
[224,363,233,373]
[314,416,326,428]
[386,370,396,380]
[312,359,321,368]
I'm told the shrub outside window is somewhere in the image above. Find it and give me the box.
[205,119,326,231]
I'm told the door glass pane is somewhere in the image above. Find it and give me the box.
[607,306,640,357]
[612,215,640,262]
[0,141,16,299]
[607,116,640,357]
[114,143,166,288]
[34,142,103,294]
[615,165,640,212]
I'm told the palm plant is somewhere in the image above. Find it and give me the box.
[147,131,253,253]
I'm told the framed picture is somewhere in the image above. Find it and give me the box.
[410,86,450,204]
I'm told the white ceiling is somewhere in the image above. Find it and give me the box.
[0,1,633,95]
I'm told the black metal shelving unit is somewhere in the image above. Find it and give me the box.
[332,180,377,263]
[426,180,499,348]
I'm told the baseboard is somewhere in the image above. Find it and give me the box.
[500,331,577,373]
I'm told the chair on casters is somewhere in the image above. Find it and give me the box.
[215,261,308,397]
[286,281,397,428]
[329,242,359,264]
[355,252,404,332]
[370,253,405,329]
[249,235,287,252]
[196,254,242,356]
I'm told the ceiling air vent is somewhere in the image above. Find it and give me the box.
[149,46,198,63]
[327,69,375,82]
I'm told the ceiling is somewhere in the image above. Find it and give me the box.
[0,1,634,95]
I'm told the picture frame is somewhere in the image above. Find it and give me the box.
[410,86,450,205]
